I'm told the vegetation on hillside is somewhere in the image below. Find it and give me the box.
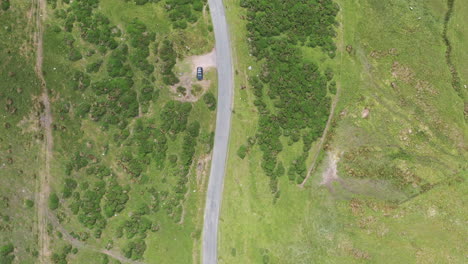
[0,0,214,262]
[240,0,339,192]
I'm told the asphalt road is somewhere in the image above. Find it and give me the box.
[202,0,234,263]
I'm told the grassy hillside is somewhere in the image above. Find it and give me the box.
[220,0,467,263]
[0,1,41,263]
[1,0,216,263]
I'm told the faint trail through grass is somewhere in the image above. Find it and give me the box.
[47,213,144,264]
[33,0,52,262]
[300,6,344,187]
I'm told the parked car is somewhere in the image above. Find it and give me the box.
[197,67,203,80]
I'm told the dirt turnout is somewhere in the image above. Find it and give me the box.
[171,49,217,102]
[191,49,216,71]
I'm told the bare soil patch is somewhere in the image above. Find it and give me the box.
[320,152,341,189]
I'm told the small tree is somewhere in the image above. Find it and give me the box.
[48,193,59,210]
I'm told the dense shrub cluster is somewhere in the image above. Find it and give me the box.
[159,40,179,85]
[90,77,138,123]
[240,0,338,186]
[66,1,118,50]
[127,19,155,74]
[241,0,339,57]
[123,239,146,260]
[166,0,206,29]
[49,193,60,210]
[77,181,106,229]
[0,243,14,264]
[103,179,129,218]
[49,0,212,256]
[203,92,216,111]
[51,245,72,264]
[160,101,192,135]
[1,0,10,11]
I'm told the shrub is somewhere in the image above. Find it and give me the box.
[25,199,34,208]
[177,86,186,95]
[1,0,10,11]
[237,145,247,159]
[48,193,59,210]
[0,243,14,257]
[68,48,82,61]
[203,92,216,111]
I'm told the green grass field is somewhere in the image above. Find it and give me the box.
[219,0,467,263]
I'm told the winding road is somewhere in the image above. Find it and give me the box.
[202,0,234,263]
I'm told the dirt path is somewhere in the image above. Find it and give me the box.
[33,0,53,262]
[299,7,344,188]
[47,213,145,264]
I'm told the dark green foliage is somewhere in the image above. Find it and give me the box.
[159,40,179,85]
[328,80,337,94]
[71,71,90,90]
[90,78,139,122]
[68,48,82,61]
[0,243,14,264]
[274,162,285,177]
[153,129,168,168]
[123,215,152,239]
[122,239,146,260]
[54,9,66,19]
[86,164,111,179]
[127,18,155,48]
[77,181,106,229]
[86,60,103,73]
[160,101,192,135]
[187,121,200,138]
[103,179,129,218]
[107,45,132,78]
[49,193,59,210]
[325,68,334,81]
[62,178,77,199]
[177,86,187,95]
[127,19,155,73]
[237,145,247,159]
[203,92,216,110]
[241,0,339,56]
[47,0,57,9]
[1,0,10,11]
[25,199,34,208]
[51,244,72,264]
[240,0,338,179]
[135,0,149,5]
[166,0,203,27]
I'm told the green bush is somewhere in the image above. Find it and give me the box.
[48,193,59,210]
[68,48,82,61]
[122,239,146,260]
[1,0,10,11]
[237,145,247,159]
[203,92,216,111]
[25,199,34,208]
[0,243,14,257]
